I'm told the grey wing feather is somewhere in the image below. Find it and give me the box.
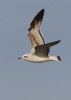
[46,40,61,47]
[34,40,61,57]
[35,44,50,57]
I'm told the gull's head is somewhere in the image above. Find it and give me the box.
[18,53,31,61]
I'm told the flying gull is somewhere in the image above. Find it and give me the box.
[18,9,61,63]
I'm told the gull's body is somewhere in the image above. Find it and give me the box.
[21,53,60,63]
[18,9,61,63]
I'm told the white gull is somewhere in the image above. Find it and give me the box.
[18,9,61,63]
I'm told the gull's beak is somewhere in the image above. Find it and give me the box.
[18,57,21,59]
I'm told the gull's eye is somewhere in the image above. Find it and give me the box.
[24,56,28,58]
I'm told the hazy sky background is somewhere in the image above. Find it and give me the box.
[0,0,71,100]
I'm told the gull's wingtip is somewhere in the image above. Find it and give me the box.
[54,40,61,44]
[40,9,45,13]
[55,40,61,43]
[58,40,61,43]
[41,9,44,11]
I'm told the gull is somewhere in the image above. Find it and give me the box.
[18,9,61,63]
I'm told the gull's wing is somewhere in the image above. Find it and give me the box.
[34,40,61,57]
[28,9,45,48]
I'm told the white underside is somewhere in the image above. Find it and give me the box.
[22,54,59,63]
[26,56,49,63]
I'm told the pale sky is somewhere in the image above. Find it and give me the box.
[0,0,71,100]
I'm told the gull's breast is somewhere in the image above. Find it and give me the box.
[28,54,49,63]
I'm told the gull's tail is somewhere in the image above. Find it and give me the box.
[57,56,61,61]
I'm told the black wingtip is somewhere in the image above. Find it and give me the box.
[39,9,45,14]
[54,40,61,45]
[29,8,45,30]
[36,9,44,17]
[58,40,61,43]
[40,9,44,12]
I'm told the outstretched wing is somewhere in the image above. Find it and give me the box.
[35,40,61,57]
[28,9,45,48]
